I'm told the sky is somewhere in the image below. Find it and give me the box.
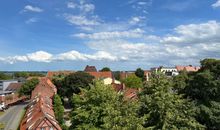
[0,0,220,71]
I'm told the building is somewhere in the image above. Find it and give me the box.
[5,82,22,92]
[20,77,62,130]
[86,71,113,79]
[176,65,200,72]
[144,70,151,81]
[31,77,57,99]
[20,95,62,130]
[0,80,18,91]
[151,66,179,76]
[0,82,26,106]
[103,77,121,85]
[84,65,97,72]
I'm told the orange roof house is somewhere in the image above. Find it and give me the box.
[124,88,139,100]
[87,71,113,79]
[31,77,57,99]
[176,65,200,72]
[20,95,62,130]
[20,77,62,130]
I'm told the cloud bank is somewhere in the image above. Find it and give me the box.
[1,21,220,66]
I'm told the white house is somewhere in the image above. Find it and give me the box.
[103,77,121,85]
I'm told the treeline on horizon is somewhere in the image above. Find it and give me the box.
[17,58,220,130]
[0,71,46,80]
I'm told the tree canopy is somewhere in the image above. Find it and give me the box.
[0,72,12,80]
[135,68,145,80]
[18,78,39,96]
[70,81,144,130]
[123,74,143,88]
[139,73,204,129]
[183,59,220,129]
[58,71,94,99]
[100,67,111,72]
[53,94,65,124]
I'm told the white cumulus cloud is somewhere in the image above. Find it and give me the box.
[161,21,220,44]
[212,0,220,8]
[64,14,100,26]
[73,28,144,40]
[23,5,43,12]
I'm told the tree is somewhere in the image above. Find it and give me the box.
[123,74,143,88]
[100,67,111,72]
[172,70,189,93]
[61,71,94,99]
[184,59,220,129]
[135,68,145,80]
[113,71,120,80]
[0,72,12,80]
[14,72,29,78]
[139,73,204,129]
[53,94,65,124]
[70,81,144,130]
[18,78,39,97]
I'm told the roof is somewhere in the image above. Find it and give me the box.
[20,95,62,130]
[84,65,97,72]
[176,65,200,72]
[111,83,124,92]
[124,88,138,100]
[31,77,57,98]
[0,91,13,95]
[87,71,113,79]
[5,83,22,91]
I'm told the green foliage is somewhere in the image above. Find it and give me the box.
[135,68,145,80]
[14,72,29,78]
[139,73,204,130]
[0,72,12,80]
[123,74,143,88]
[100,67,111,72]
[113,71,120,80]
[18,78,39,96]
[70,81,144,130]
[14,72,45,78]
[172,70,189,93]
[60,71,94,99]
[184,58,220,129]
[53,94,65,124]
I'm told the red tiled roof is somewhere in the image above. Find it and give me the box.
[111,83,124,92]
[87,71,112,79]
[20,95,62,130]
[84,65,97,72]
[5,83,23,91]
[176,65,200,72]
[124,88,138,100]
[31,77,57,99]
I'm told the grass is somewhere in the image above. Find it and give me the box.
[0,112,4,116]
[0,123,5,129]
[16,109,26,130]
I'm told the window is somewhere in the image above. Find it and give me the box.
[50,127,54,130]
[41,128,45,130]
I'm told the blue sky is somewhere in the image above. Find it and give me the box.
[0,0,220,71]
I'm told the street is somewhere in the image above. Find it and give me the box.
[0,102,28,130]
